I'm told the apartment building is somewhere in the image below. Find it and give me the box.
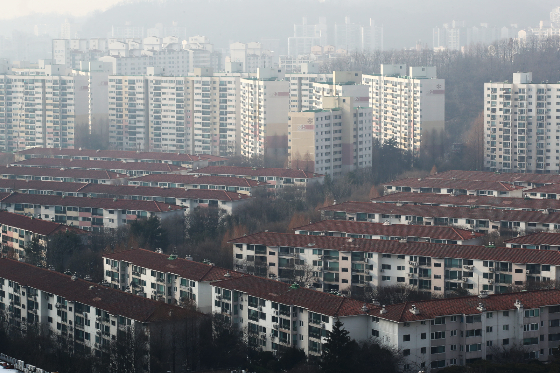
[484,72,560,174]
[102,249,244,312]
[0,210,86,260]
[0,258,196,370]
[128,174,266,195]
[506,232,560,250]
[293,220,484,245]
[288,96,373,177]
[372,192,560,213]
[239,71,290,158]
[15,147,227,169]
[0,166,127,184]
[525,184,560,200]
[228,42,273,73]
[0,193,184,231]
[0,180,250,214]
[230,232,560,296]
[288,18,328,56]
[383,178,525,197]
[319,201,560,233]
[419,170,560,188]
[210,273,368,356]
[285,64,332,112]
[189,166,324,189]
[363,65,445,155]
[12,158,187,177]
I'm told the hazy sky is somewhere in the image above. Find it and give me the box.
[1,0,122,19]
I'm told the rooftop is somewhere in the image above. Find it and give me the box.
[103,249,244,282]
[505,232,560,246]
[129,174,266,187]
[384,177,524,192]
[189,166,323,179]
[293,220,483,241]
[429,170,560,185]
[0,193,184,212]
[211,274,368,317]
[371,192,560,211]
[379,290,560,322]
[16,148,226,164]
[0,210,86,236]
[0,166,126,180]
[525,184,560,195]
[0,259,195,322]
[229,232,560,265]
[12,159,187,172]
[319,201,560,224]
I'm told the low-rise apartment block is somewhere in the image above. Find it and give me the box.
[506,232,560,250]
[320,201,560,233]
[128,174,266,195]
[102,249,244,313]
[372,192,560,212]
[189,166,324,189]
[230,232,560,296]
[0,193,184,231]
[15,147,227,169]
[383,178,524,197]
[0,166,127,184]
[0,210,86,260]
[0,258,196,370]
[293,220,484,245]
[12,158,187,177]
[421,170,560,188]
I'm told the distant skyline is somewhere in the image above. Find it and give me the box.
[1,0,122,20]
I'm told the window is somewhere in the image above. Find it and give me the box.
[431,331,446,340]
[525,309,540,317]
[372,329,379,337]
[431,346,445,354]
[466,343,482,352]
[403,349,410,356]
[503,338,509,345]
[503,325,509,331]
[486,326,493,332]
[503,311,509,317]
[403,334,411,341]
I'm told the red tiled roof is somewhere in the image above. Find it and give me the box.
[16,148,227,164]
[505,232,560,246]
[0,178,86,192]
[319,201,560,224]
[293,220,483,241]
[130,174,266,187]
[190,166,323,179]
[78,184,250,201]
[12,159,187,172]
[524,184,560,194]
[0,193,183,212]
[211,275,367,317]
[228,232,560,265]
[372,192,560,211]
[103,249,244,282]
[0,258,195,322]
[0,211,86,236]
[379,290,560,322]
[429,170,560,185]
[384,177,524,192]
[0,166,126,180]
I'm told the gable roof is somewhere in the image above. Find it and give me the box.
[505,232,560,246]
[378,290,560,322]
[103,249,244,282]
[428,170,560,185]
[384,177,524,192]
[211,275,367,317]
[189,166,323,179]
[0,259,196,322]
[293,220,483,241]
[228,232,560,265]
[372,192,560,211]
[130,174,266,187]
[0,210,86,236]
[0,166,126,180]
[12,159,187,172]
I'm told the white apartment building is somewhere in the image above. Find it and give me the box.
[230,232,560,296]
[0,64,90,152]
[363,65,445,155]
[484,72,560,174]
[288,96,373,177]
[286,64,332,112]
[0,258,194,364]
[102,249,244,313]
[229,42,274,73]
[239,70,290,158]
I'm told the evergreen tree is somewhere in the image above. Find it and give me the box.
[24,235,45,267]
[320,319,356,373]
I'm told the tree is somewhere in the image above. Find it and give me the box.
[130,216,168,251]
[24,235,45,267]
[320,319,356,373]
